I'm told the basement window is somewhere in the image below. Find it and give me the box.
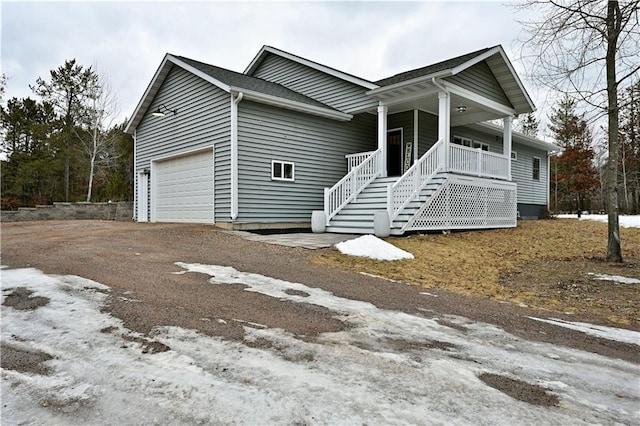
[272,160,295,181]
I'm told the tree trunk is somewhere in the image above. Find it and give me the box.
[606,0,623,262]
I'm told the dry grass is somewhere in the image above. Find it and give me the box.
[316,219,640,326]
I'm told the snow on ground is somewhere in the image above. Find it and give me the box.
[527,317,640,346]
[2,266,640,425]
[587,272,640,284]
[335,235,414,260]
[556,214,640,228]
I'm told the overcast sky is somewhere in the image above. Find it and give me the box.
[2,1,548,128]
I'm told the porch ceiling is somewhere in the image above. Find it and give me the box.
[382,91,503,126]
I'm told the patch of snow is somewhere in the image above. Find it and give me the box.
[555,214,640,228]
[528,317,640,346]
[335,235,414,261]
[2,266,639,425]
[420,292,439,297]
[587,272,640,284]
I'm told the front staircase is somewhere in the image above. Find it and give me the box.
[326,173,447,235]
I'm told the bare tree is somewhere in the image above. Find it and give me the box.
[515,0,640,262]
[76,73,119,202]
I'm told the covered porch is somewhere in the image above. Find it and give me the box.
[366,79,515,182]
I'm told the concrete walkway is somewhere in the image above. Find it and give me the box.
[223,231,361,249]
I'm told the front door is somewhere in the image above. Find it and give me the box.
[387,129,403,176]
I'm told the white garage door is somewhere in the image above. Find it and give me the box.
[153,149,214,223]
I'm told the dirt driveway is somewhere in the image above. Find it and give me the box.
[1,220,636,363]
[2,221,639,424]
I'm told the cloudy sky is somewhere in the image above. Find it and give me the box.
[2,1,547,127]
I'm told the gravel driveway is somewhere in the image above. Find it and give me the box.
[1,221,638,424]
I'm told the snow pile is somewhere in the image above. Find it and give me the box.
[556,214,640,228]
[588,272,640,285]
[335,235,414,261]
[528,317,640,346]
[2,265,640,425]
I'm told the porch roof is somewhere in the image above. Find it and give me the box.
[367,46,535,116]
[468,122,562,153]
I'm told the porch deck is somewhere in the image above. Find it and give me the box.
[322,142,517,235]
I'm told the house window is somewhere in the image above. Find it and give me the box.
[533,157,541,181]
[272,160,294,181]
[453,136,489,151]
[511,151,518,161]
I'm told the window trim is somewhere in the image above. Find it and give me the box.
[453,135,489,152]
[532,156,541,181]
[271,160,295,182]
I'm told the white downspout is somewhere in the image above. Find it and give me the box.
[230,92,244,221]
[133,129,137,221]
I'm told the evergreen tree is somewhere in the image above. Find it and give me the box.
[31,59,98,201]
[549,95,599,214]
[520,113,539,137]
[619,81,640,213]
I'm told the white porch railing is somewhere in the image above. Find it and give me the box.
[324,149,383,224]
[388,139,444,221]
[449,144,509,180]
[346,151,375,172]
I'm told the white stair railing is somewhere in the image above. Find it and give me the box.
[345,151,375,172]
[324,149,383,224]
[388,139,444,222]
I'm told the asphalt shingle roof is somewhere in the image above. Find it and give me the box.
[176,55,335,110]
[374,47,494,87]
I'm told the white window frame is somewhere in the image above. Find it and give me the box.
[533,156,541,181]
[453,135,489,151]
[511,151,518,161]
[271,160,295,182]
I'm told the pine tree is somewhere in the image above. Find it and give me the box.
[549,95,599,215]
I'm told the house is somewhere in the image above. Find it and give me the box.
[125,45,559,235]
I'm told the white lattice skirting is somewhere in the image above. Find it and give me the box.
[404,175,517,231]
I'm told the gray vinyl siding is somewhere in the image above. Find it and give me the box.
[236,100,377,223]
[417,111,438,157]
[135,66,231,222]
[251,54,378,113]
[446,61,512,107]
[449,126,548,205]
[511,143,548,205]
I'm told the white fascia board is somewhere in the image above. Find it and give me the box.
[124,54,172,134]
[443,81,516,117]
[365,70,452,97]
[167,55,231,92]
[451,46,536,113]
[450,46,503,75]
[124,54,233,134]
[231,87,353,121]
[245,46,378,90]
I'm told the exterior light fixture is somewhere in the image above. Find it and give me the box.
[456,105,467,113]
[151,104,178,117]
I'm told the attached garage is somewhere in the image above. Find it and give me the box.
[151,148,214,223]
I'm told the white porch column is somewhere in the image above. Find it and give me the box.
[377,104,388,177]
[413,109,419,163]
[438,92,450,170]
[503,115,513,181]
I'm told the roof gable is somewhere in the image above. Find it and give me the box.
[244,45,378,90]
[125,54,348,133]
[371,46,535,114]
[374,47,492,86]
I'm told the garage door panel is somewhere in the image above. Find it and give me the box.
[154,150,214,223]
